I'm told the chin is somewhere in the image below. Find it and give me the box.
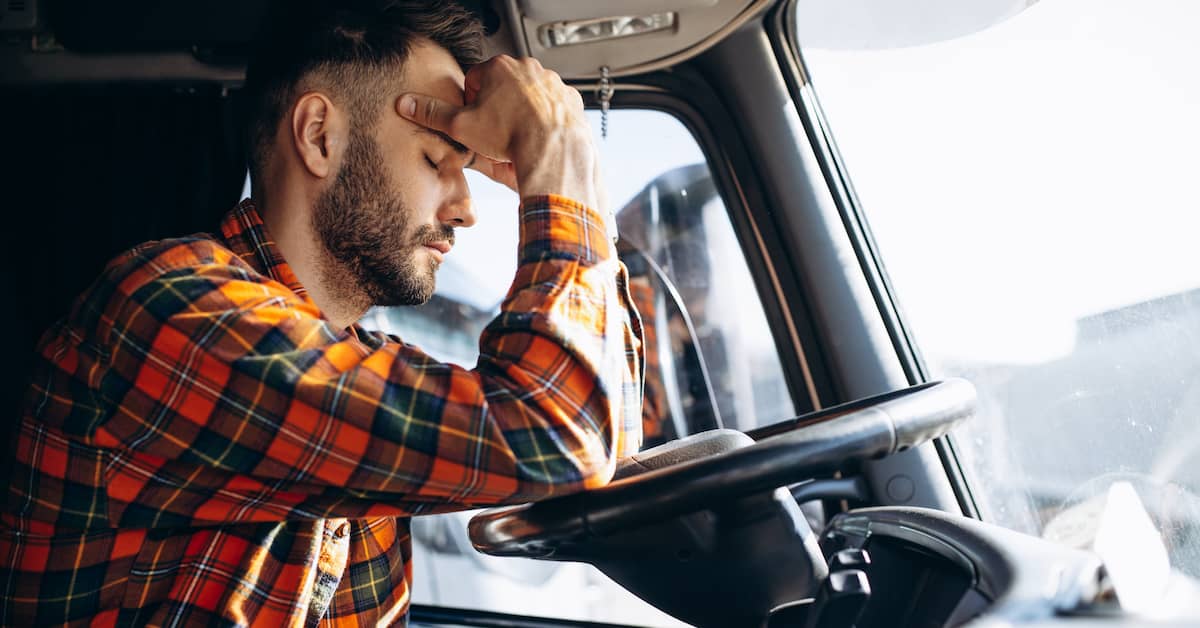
[365,256,440,307]
[364,274,434,307]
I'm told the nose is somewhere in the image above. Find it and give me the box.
[439,170,476,228]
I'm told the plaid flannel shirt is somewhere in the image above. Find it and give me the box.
[1,196,644,626]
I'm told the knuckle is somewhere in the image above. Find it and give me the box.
[477,56,504,75]
[520,58,543,75]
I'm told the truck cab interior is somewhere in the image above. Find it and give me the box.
[5,0,1200,626]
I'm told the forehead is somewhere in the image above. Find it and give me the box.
[400,38,467,108]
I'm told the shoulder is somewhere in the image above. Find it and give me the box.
[70,233,283,335]
[102,233,258,294]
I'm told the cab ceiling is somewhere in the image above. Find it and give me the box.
[0,0,767,84]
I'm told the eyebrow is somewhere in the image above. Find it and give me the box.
[418,128,476,168]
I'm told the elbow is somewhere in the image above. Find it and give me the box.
[509,431,621,499]
[564,386,642,491]
[557,438,622,491]
[487,364,640,500]
[574,447,619,490]
[561,403,632,491]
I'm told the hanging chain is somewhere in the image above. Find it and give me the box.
[597,65,614,140]
[596,65,618,243]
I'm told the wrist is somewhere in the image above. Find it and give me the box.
[512,127,598,207]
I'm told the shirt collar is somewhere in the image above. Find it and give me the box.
[219,199,314,306]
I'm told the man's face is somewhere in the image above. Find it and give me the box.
[313,39,476,307]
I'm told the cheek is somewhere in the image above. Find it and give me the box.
[393,164,445,214]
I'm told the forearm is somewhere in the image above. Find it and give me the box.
[478,194,643,482]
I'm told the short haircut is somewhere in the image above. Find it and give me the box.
[242,0,485,187]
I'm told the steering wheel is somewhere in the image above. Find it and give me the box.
[467,379,975,627]
[470,378,976,556]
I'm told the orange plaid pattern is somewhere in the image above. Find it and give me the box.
[627,277,669,446]
[1,196,643,626]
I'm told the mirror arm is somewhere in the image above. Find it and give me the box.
[623,244,725,429]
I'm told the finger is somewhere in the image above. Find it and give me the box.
[462,55,511,104]
[470,157,519,193]
[469,158,516,187]
[593,156,609,215]
[396,92,461,135]
[463,64,486,103]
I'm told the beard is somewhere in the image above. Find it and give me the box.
[312,126,453,308]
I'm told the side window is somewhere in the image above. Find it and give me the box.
[358,109,794,623]
[615,163,795,444]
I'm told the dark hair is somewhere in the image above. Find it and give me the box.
[242,0,485,187]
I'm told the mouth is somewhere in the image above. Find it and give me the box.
[422,240,452,263]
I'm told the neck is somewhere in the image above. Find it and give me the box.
[255,183,369,330]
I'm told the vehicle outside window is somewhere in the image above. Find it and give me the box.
[794,0,1200,573]
[358,109,794,624]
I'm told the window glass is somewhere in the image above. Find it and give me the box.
[359,109,793,623]
[795,0,1200,574]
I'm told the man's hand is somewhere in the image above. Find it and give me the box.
[397,55,601,210]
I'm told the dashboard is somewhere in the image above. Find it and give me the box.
[814,507,1198,628]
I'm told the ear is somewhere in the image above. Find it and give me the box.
[290,92,345,179]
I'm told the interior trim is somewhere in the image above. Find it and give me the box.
[410,604,645,628]
[516,0,773,80]
[0,45,243,84]
[766,0,982,520]
[719,146,822,411]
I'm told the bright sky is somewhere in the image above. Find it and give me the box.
[802,0,1200,364]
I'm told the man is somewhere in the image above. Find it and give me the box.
[0,1,643,625]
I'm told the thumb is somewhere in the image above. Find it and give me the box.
[397,92,462,135]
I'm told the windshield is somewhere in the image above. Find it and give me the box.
[794,0,1200,573]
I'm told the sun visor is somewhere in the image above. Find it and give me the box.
[509,0,765,80]
[517,0,718,23]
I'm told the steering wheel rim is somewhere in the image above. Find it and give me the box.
[470,378,977,558]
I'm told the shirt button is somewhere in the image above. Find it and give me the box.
[334,521,350,538]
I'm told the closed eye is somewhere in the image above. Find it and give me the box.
[424,155,438,171]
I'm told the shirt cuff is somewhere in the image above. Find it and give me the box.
[518,194,616,265]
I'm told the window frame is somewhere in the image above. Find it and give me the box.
[766,0,980,518]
